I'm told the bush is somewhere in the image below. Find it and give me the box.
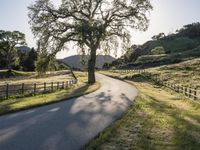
[151,46,165,55]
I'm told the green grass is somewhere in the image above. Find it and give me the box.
[85,71,200,150]
[0,72,100,115]
[116,36,200,68]
[134,46,200,66]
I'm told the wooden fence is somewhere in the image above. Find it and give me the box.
[144,72,200,100]
[111,69,146,74]
[110,69,200,101]
[0,79,77,99]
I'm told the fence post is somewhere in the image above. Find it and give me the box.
[6,84,9,99]
[194,87,197,100]
[62,81,64,89]
[181,86,184,94]
[44,82,46,93]
[34,83,36,95]
[51,82,53,92]
[57,82,59,89]
[21,83,24,95]
[174,84,176,91]
[185,87,187,96]
[177,85,180,92]
[189,87,192,97]
[66,81,68,88]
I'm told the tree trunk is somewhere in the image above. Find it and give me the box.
[88,48,97,84]
[7,50,12,73]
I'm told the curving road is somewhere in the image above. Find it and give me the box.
[0,73,138,150]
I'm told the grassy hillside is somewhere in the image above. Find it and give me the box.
[146,58,200,88]
[109,23,200,69]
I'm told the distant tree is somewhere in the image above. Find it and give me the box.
[0,42,7,69]
[28,0,152,83]
[0,30,26,71]
[177,22,200,38]
[18,48,38,71]
[48,56,57,71]
[35,43,50,74]
[27,48,38,71]
[102,62,110,69]
[152,33,165,40]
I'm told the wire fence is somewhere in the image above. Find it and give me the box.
[0,79,77,99]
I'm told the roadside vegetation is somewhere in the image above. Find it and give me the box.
[85,71,200,150]
[0,72,100,115]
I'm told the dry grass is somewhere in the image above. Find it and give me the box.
[85,71,200,150]
[147,58,200,88]
[0,70,72,85]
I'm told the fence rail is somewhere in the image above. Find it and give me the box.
[144,72,200,100]
[110,69,200,101]
[0,79,77,99]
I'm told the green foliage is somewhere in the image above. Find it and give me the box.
[48,56,57,71]
[151,46,165,55]
[152,32,165,40]
[177,22,200,38]
[0,30,26,70]
[136,54,168,64]
[134,46,200,67]
[35,52,49,74]
[18,48,37,71]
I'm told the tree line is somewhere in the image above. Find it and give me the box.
[0,30,37,71]
[0,30,67,73]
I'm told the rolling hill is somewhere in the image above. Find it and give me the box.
[59,55,115,69]
[109,22,200,69]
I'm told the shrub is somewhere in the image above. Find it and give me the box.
[151,46,165,55]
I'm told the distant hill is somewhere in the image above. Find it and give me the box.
[59,55,115,69]
[109,22,200,69]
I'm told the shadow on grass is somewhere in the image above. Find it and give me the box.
[141,94,200,150]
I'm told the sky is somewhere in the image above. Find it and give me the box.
[0,0,200,58]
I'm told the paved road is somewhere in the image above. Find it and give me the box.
[0,74,138,150]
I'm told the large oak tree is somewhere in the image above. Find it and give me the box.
[28,0,152,83]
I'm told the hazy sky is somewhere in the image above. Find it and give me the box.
[0,0,200,58]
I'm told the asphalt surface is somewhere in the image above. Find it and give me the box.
[0,73,138,150]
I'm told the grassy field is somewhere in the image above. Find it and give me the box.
[0,72,100,115]
[146,58,200,88]
[0,70,34,79]
[85,71,200,150]
[0,70,72,85]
